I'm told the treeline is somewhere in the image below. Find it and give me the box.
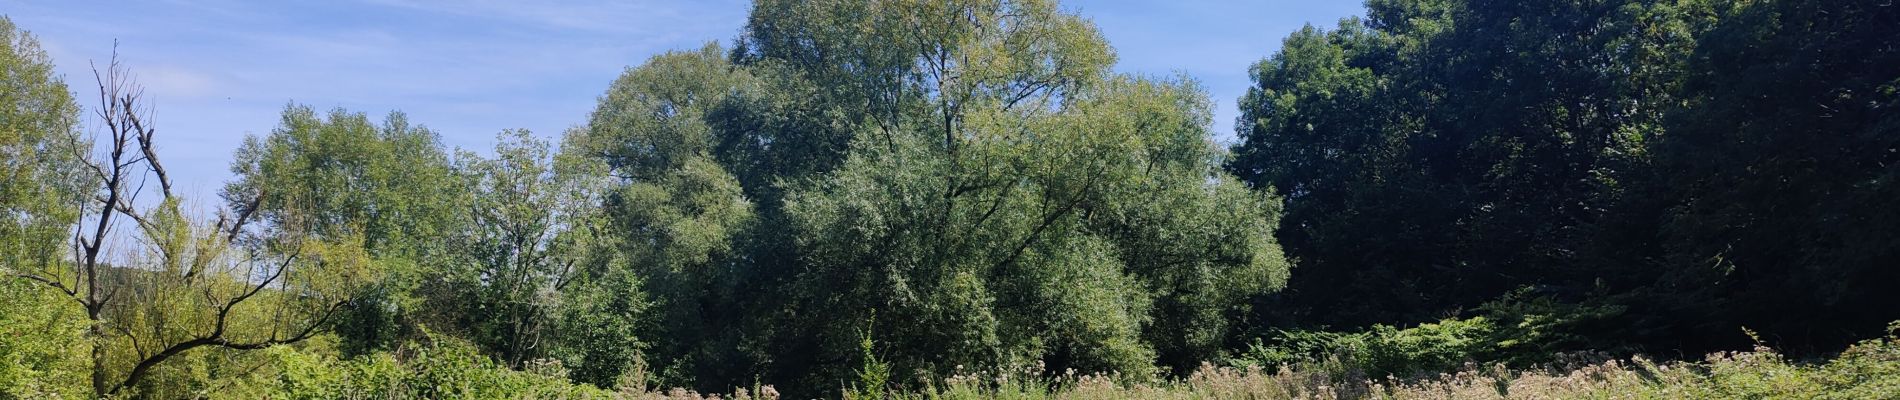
[1231,0,1899,358]
[0,0,1896,398]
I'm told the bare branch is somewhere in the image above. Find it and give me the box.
[98,194,158,235]
[125,96,172,199]
[220,188,266,243]
[220,251,300,321]
[113,325,146,359]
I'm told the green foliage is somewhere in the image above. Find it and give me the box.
[446,130,610,368]
[98,233,379,397]
[582,43,756,180]
[1476,289,1629,363]
[0,279,90,399]
[1234,291,1633,379]
[1357,318,1496,378]
[1809,322,1900,399]
[574,2,1289,395]
[225,105,464,256]
[5,18,386,396]
[575,43,761,390]
[541,168,649,388]
[778,62,1279,389]
[0,16,83,271]
[1236,317,1497,379]
[225,104,471,357]
[0,16,89,398]
[229,334,794,400]
[915,322,1900,399]
[1228,0,1899,359]
[8,0,1898,397]
[754,4,1285,387]
[1228,0,1717,330]
[844,318,892,400]
[550,249,650,390]
[1628,0,1900,351]
[249,334,614,400]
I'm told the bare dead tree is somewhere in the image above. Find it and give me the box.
[10,46,354,397]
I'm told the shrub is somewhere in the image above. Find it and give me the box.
[1476,288,1630,364]
[236,333,786,400]
[1235,316,1498,379]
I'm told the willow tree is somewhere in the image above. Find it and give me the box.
[582,0,1289,394]
[222,105,466,356]
[570,43,760,388]
[784,75,1289,382]
[447,129,614,370]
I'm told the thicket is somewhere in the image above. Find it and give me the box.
[2,0,1896,397]
[1229,0,1900,358]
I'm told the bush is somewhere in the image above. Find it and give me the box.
[1234,316,1498,379]
[241,332,611,399]
[235,332,785,400]
[1476,288,1630,364]
[0,279,91,399]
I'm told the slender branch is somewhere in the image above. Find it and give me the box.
[12,273,84,305]
[221,188,266,243]
[125,100,172,199]
[220,252,300,323]
[99,194,158,235]
[114,325,146,359]
[992,167,1101,272]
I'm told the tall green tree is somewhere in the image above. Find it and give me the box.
[1229,0,1712,330]
[224,105,465,256]
[1630,0,1900,352]
[578,1,1290,395]
[573,43,761,389]
[223,105,467,355]
[0,16,90,399]
[0,16,82,260]
[447,130,610,368]
[783,75,1288,383]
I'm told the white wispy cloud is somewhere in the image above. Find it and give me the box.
[140,64,224,98]
[359,0,739,36]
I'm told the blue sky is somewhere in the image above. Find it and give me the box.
[3,0,1364,202]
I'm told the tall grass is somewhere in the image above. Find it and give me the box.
[228,323,1899,399]
[857,323,1900,400]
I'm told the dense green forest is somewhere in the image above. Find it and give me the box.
[2,0,1896,398]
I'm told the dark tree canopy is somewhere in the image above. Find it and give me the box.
[1636,0,1900,351]
[1229,0,1899,356]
